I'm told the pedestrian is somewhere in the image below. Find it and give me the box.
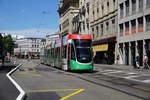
[143,55,149,69]
[135,55,140,69]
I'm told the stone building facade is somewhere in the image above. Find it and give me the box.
[79,0,91,35]
[58,0,79,37]
[117,0,150,66]
[90,0,118,64]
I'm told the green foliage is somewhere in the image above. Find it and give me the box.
[0,34,14,56]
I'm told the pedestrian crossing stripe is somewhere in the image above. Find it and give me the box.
[97,69,150,84]
[142,79,150,83]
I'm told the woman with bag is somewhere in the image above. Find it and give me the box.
[143,55,150,69]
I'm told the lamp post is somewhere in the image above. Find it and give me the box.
[19,45,21,58]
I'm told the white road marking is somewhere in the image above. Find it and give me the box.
[97,68,150,84]
[6,64,25,100]
[124,75,142,79]
[99,69,116,73]
[103,71,122,74]
[127,72,138,75]
[142,79,150,83]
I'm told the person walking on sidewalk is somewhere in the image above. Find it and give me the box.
[135,55,140,69]
[143,55,150,69]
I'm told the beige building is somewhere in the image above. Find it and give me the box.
[79,0,91,35]
[90,0,118,64]
[58,0,79,37]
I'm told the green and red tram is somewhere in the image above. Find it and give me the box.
[41,34,93,71]
[61,34,93,71]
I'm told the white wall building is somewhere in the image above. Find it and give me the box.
[46,34,59,46]
[14,37,45,58]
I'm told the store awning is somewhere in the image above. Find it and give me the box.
[92,44,108,52]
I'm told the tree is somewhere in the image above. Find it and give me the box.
[0,34,14,65]
[0,34,2,59]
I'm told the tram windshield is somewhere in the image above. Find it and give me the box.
[74,39,92,63]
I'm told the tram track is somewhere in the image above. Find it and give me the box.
[36,64,150,100]
[70,72,150,100]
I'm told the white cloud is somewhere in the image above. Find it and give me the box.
[0,28,58,38]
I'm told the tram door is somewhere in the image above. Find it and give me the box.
[57,47,60,67]
[67,44,71,69]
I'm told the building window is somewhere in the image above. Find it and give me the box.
[92,28,95,39]
[125,22,130,35]
[96,26,99,37]
[86,2,89,14]
[87,22,89,30]
[138,17,144,32]
[97,8,99,14]
[120,3,124,19]
[107,2,109,13]
[106,22,109,34]
[139,0,143,11]
[97,1,99,14]
[102,5,104,15]
[132,0,136,14]
[131,20,136,34]
[93,10,94,16]
[113,0,115,8]
[119,24,123,36]
[112,19,116,34]
[146,0,150,8]
[101,24,103,36]
[83,22,85,31]
[125,0,129,16]
[146,15,150,31]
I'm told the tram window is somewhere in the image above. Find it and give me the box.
[71,44,75,60]
[74,39,92,47]
[63,46,67,58]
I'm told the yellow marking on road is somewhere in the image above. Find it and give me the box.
[18,72,41,77]
[18,72,28,75]
[27,89,81,93]
[27,88,85,100]
[60,89,85,100]
[29,73,41,77]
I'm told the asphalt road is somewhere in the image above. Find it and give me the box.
[11,60,150,100]
[0,63,19,100]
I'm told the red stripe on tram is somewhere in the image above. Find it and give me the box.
[68,34,92,39]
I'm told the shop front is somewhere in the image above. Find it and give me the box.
[118,39,150,66]
[93,37,116,64]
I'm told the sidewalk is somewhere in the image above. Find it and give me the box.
[0,62,19,100]
[0,62,16,70]
[94,64,150,74]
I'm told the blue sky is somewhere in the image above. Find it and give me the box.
[0,0,59,38]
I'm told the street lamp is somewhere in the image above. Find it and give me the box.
[19,46,21,58]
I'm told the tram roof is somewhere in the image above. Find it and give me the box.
[68,34,92,39]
